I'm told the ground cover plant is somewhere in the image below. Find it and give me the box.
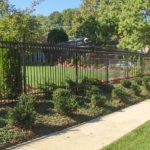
[102,121,150,150]
[0,76,150,149]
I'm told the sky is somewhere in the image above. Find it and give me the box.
[10,0,82,16]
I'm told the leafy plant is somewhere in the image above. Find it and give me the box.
[53,88,77,115]
[112,86,129,102]
[100,83,114,93]
[143,76,150,91]
[134,77,143,85]
[131,84,141,96]
[38,83,57,99]
[86,85,100,100]
[91,94,106,108]
[121,80,132,88]
[65,78,78,94]
[0,48,22,98]
[7,94,37,128]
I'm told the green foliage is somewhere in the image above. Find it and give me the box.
[7,94,37,128]
[62,8,77,27]
[53,88,77,115]
[76,16,101,45]
[143,76,150,91]
[143,76,150,83]
[112,86,129,102]
[0,127,30,149]
[131,84,141,96]
[86,85,100,99]
[47,28,68,43]
[81,77,103,88]
[0,48,22,98]
[98,0,150,50]
[121,80,132,88]
[91,94,106,108]
[100,84,114,93]
[65,78,78,93]
[0,118,6,128]
[134,77,143,85]
[48,11,63,27]
[0,1,42,40]
[38,83,57,99]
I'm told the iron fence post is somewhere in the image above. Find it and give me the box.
[126,55,129,78]
[106,53,109,83]
[22,35,26,94]
[140,52,144,76]
[75,50,78,84]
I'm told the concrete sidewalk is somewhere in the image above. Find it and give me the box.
[8,99,150,150]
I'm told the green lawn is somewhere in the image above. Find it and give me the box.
[102,121,150,150]
[26,66,124,87]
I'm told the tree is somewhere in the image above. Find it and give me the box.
[98,0,150,50]
[76,16,101,45]
[0,0,43,40]
[67,0,101,40]
[62,8,78,27]
[0,0,43,98]
[80,0,100,18]
[48,11,63,28]
[47,28,68,43]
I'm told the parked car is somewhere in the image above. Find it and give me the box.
[116,62,133,68]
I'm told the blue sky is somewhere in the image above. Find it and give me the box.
[10,0,82,16]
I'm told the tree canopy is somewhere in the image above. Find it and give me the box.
[0,0,150,50]
[47,28,68,43]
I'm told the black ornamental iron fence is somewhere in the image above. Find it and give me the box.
[0,40,150,104]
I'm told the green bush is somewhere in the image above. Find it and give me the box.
[121,80,132,88]
[65,78,78,93]
[91,94,106,108]
[143,76,150,83]
[53,89,77,115]
[47,28,68,43]
[38,83,57,99]
[86,85,100,99]
[131,84,141,96]
[0,118,6,128]
[81,77,102,88]
[7,94,37,128]
[134,77,143,85]
[143,76,150,91]
[100,83,114,93]
[112,86,129,102]
[0,48,22,98]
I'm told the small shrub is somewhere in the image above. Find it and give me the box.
[134,77,143,85]
[91,94,106,108]
[143,76,150,91]
[121,80,132,88]
[112,86,129,102]
[38,83,57,99]
[131,84,141,96]
[86,85,100,99]
[0,118,6,128]
[77,77,102,96]
[100,84,114,93]
[144,82,150,91]
[81,77,102,88]
[143,76,150,83]
[7,94,37,128]
[53,89,77,115]
[66,78,78,94]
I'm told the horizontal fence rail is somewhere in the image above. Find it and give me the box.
[0,40,150,105]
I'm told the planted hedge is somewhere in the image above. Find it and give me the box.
[0,48,22,98]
